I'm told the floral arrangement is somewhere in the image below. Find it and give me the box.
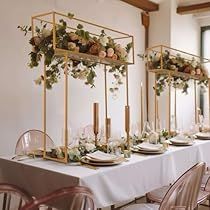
[147,50,208,95]
[18,13,132,93]
[49,141,96,162]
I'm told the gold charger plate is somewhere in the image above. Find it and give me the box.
[131,148,165,155]
[80,157,124,166]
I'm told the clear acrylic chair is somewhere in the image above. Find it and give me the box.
[21,186,95,210]
[123,162,205,210]
[15,129,55,156]
[0,183,33,210]
[146,166,210,208]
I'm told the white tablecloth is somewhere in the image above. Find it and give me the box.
[1,140,210,208]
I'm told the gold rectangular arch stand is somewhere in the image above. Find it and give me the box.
[31,11,134,163]
[146,45,210,134]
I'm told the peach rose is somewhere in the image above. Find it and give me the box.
[89,43,100,55]
[191,70,196,75]
[112,54,118,60]
[99,51,106,58]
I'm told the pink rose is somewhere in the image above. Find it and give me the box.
[33,36,41,46]
[196,68,201,75]
[107,48,114,57]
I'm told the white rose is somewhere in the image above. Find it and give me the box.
[68,42,76,50]
[149,132,159,144]
[41,28,51,38]
[99,35,109,46]
[78,70,87,80]
[85,143,96,152]
[115,44,122,52]
[69,147,80,156]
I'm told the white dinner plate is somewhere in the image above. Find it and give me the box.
[196,132,210,140]
[131,147,165,155]
[170,139,194,146]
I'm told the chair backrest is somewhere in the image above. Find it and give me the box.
[21,186,95,210]
[160,162,205,210]
[0,183,33,210]
[15,129,55,156]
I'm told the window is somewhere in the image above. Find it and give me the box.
[200,26,210,123]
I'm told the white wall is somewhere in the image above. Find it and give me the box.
[170,0,200,130]
[0,0,145,155]
[149,0,200,131]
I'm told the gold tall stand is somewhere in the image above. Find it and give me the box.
[31,11,134,163]
[146,45,209,135]
[125,65,130,150]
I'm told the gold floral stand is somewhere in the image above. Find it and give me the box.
[146,45,210,133]
[31,11,134,163]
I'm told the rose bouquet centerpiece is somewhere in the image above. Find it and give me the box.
[147,50,208,96]
[18,13,133,93]
[49,141,96,162]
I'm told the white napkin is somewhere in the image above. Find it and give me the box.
[86,151,118,161]
[137,142,163,151]
[171,135,190,143]
[196,132,210,138]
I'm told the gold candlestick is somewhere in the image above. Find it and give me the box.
[197,107,201,124]
[125,105,130,149]
[157,98,160,130]
[93,103,99,146]
[140,82,144,133]
[106,118,111,140]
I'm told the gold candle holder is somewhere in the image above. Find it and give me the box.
[197,107,201,124]
[93,102,99,146]
[106,118,111,140]
[125,105,130,149]
[140,82,144,133]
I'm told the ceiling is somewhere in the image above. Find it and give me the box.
[177,0,209,6]
[151,0,209,6]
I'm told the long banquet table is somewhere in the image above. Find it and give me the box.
[1,140,210,208]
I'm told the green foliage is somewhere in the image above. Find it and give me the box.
[17,25,31,36]
[19,12,132,91]
[148,50,208,96]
